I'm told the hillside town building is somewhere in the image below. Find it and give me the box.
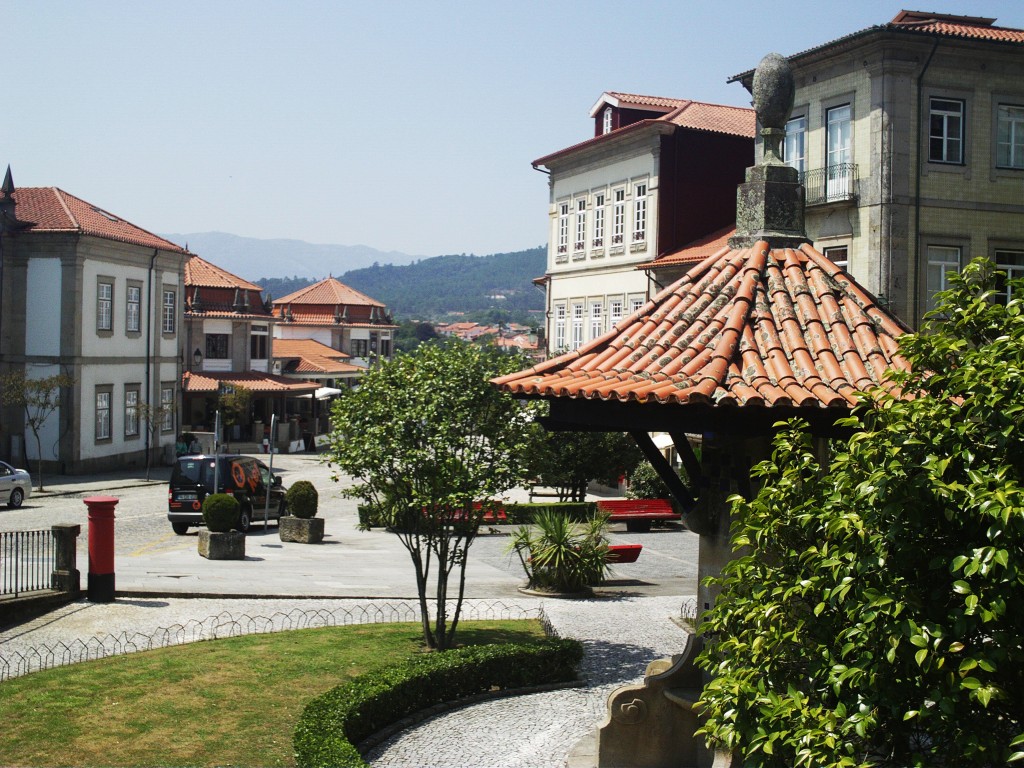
[0,170,186,473]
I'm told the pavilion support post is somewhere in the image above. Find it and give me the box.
[695,433,772,626]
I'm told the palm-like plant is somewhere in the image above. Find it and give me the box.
[508,509,610,592]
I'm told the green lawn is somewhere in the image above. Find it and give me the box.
[0,620,546,767]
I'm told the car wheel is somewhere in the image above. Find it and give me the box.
[171,522,189,535]
[237,505,252,533]
[8,488,24,508]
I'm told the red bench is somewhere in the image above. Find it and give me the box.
[596,499,680,532]
[606,543,643,563]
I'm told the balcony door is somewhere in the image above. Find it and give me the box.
[826,105,852,201]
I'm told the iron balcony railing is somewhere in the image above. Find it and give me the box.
[801,162,859,206]
[1,529,56,598]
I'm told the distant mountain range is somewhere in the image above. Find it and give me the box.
[160,231,424,278]
[163,231,547,323]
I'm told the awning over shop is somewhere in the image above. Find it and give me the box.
[182,371,319,396]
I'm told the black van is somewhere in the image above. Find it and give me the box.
[167,454,286,534]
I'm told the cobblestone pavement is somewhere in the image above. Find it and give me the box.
[366,596,690,768]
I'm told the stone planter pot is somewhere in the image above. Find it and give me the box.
[198,529,246,560]
[279,515,325,544]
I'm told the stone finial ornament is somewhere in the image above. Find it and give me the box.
[751,53,795,130]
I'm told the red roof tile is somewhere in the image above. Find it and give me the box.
[889,10,1024,42]
[185,255,263,291]
[10,187,187,253]
[534,99,754,168]
[493,240,910,410]
[643,226,736,269]
[182,371,318,394]
[273,339,361,375]
[274,276,385,307]
[593,92,690,114]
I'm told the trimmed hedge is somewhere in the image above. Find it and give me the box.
[293,638,583,768]
[286,480,319,519]
[502,502,596,524]
[202,493,240,532]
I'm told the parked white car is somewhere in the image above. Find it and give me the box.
[0,460,31,508]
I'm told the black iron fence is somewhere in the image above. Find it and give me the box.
[0,525,80,601]
[1,529,56,598]
[802,162,858,206]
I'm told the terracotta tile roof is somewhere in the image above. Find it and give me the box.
[493,240,911,409]
[274,311,397,329]
[730,11,1023,83]
[666,102,756,139]
[534,99,754,167]
[182,371,318,394]
[185,309,273,321]
[10,187,187,253]
[272,339,361,375]
[596,92,690,112]
[889,10,1024,42]
[641,226,736,269]
[274,277,385,307]
[185,255,263,291]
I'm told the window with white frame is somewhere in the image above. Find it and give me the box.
[929,98,965,164]
[554,303,567,351]
[124,387,139,437]
[632,183,647,242]
[161,385,174,432]
[926,245,962,312]
[575,199,586,251]
[557,202,570,254]
[96,389,111,441]
[126,284,141,333]
[571,302,584,350]
[162,289,176,334]
[603,106,613,135]
[593,193,605,246]
[826,104,852,200]
[589,301,603,340]
[994,249,1024,304]
[630,296,644,315]
[783,115,806,175]
[612,189,625,244]
[996,104,1024,169]
[250,324,269,359]
[823,245,849,270]
[97,281,113,331]
[609,298,623,328]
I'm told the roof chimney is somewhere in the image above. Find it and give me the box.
[729,53,806,249]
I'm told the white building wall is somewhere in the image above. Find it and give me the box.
[80,259,153,359]
[22,363,62,462]
[25,259,62,357]
[274,325,333,346]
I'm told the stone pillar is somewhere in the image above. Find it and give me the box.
[695,434,772,623]
[84,495,119,602]
[50,523,81,596]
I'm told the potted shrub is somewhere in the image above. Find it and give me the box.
[279,480,324,543]
[198,493,246,560]
[507,509,610,595]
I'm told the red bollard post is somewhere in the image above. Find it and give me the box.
[84,495,119,603]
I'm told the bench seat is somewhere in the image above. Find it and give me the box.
[596,499,680,532]
[605,543,643,563]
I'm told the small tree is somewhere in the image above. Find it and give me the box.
[326,340,535,650]
[0,371,74,491]
[526,427,641,501]
[135,399,176,481]
[696,259,1024,767]
[218,384,251,439]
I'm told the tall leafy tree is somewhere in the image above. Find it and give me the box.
[526,427,641,502]
[0,371,75,491]
[697,259,1024,767]
[326,340,535,650]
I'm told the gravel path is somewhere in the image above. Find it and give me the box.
[366,595,689,768]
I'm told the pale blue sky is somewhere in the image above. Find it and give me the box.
[6,1,1022,258]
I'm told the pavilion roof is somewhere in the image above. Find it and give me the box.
[493,240,910,413]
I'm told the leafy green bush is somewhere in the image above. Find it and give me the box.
[508,509,610,592]
[625,461,672,500]
[502,502,596,524]
[293,638,583,768]
[202,493,240,532]
[286,480,319,519]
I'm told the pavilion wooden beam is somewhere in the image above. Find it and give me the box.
[629,430,696,511]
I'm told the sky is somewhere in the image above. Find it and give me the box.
[6,0,1023,258]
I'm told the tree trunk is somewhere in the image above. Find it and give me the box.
[32,430,45,492]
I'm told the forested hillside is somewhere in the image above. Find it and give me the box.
[256,246,546,322]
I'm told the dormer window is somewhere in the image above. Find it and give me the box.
[603,106,613,134]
